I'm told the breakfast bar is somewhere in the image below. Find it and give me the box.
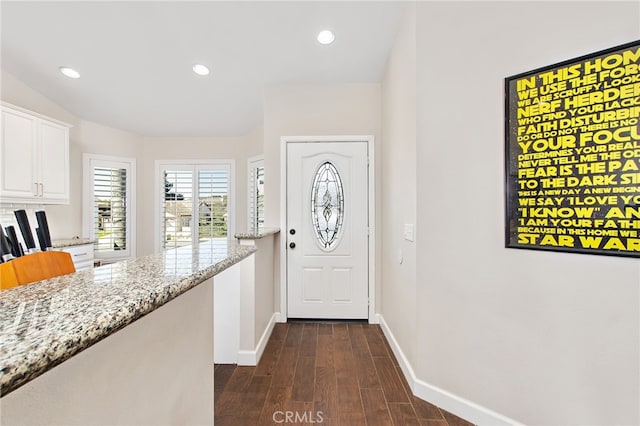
[0,240,255,425]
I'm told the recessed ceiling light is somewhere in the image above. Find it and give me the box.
[192,64,210,76]
[59,66,80,79]
[317,30,335,45]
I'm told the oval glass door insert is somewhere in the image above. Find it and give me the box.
[311,161,344,250]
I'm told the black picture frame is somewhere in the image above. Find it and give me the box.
[505,40,640,258]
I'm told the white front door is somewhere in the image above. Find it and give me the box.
[286,141,368,319]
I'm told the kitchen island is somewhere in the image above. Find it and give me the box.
[0,240,255,425]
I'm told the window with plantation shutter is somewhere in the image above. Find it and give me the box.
[248,156,264,232]
[162,168,193,248]
[198,169,229,240]
[83,155,136,261]
[157,161,234,251]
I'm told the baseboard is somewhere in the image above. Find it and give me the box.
[412,378,522,426]
[376,314,522,426]
[368,313,380,324]
[254,313,278,363]
[237,313,278,366]
[375,313,417,394]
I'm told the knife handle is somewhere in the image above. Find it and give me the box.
[36,228,48,252]
[0,225,14,261]
[14,210,37,251]
[35,211,52,249]
[5,226,22,257]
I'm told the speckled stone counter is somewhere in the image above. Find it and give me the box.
[235,227,280,240]
[0,240,255,396]
[51,237,95,248]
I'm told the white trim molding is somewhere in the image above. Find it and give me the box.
[280,135,376,323]
[376,314,524,426]
[237,313,278,366]
[247,155,265,232]
[82,153,137,261]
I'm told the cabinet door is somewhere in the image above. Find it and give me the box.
[40,120,69,202]
[0,108,37,199]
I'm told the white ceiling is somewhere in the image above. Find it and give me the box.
[1,1,406,137]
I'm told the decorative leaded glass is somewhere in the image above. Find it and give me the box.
[311,162,344,249]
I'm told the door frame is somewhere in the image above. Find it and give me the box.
[279,135,376,323]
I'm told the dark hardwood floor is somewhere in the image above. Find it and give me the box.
[214,322,474,426]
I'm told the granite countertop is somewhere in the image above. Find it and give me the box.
[235,227,280,240]
[0,240,256,396]
[51,237,96,248]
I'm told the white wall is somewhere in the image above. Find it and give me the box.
[1,71,77,125]
[380,3,417,375]
[263,83,382,226]
[246,125,264,159]
[263,83,382,314]
[252,235,276,349]
[412,2,639,424]
[1,71,142,241]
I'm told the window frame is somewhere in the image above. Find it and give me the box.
[247,155,264,233]
[311,160,345,251]
[155,159,235,252]
[82,153,137,262]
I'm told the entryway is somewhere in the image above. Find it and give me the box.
[281,136,375,321]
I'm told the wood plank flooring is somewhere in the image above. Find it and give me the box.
[215,322,475,426]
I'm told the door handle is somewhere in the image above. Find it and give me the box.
[289,242,296,249]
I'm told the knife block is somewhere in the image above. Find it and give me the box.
[0,251,76,290]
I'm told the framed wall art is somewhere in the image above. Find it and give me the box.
[505,40,640,257]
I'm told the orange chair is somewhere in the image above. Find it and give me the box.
[0,251,76,290]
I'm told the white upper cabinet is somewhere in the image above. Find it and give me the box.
[38,119,69,201]
[0,103,70,204]
[0,107,37,199]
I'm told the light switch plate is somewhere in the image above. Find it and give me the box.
[403,224,414,242]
